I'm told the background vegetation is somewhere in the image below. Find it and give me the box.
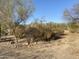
[0,0,79,47]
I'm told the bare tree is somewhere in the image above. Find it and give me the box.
[63,4,79,32]
[63,4,79,23]
[0,0,34,47]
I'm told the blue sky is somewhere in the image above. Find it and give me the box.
[27,0,79,23]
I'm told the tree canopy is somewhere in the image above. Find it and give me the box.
[0,0,34,35]
[63,4,79,24]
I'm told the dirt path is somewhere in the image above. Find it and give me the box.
[0,33,79,59]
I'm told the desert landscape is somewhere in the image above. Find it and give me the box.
[0,0,79,59]
[0,33,79,59]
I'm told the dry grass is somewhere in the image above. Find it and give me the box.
[0,33,79,59]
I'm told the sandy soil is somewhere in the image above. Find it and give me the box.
[0,33,79,59]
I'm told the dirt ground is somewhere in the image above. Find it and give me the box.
[0,33,79,59]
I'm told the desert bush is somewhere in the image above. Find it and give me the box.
[14,25,26,39]
[67,23,79,33]
[41,28,55,41]
[12,22,65,46]
[29,22,63,41]
[24,27,42,45]
[24,27,54,45]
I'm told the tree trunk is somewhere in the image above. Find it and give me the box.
[0,24,1,38]
[15,38,19,48]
